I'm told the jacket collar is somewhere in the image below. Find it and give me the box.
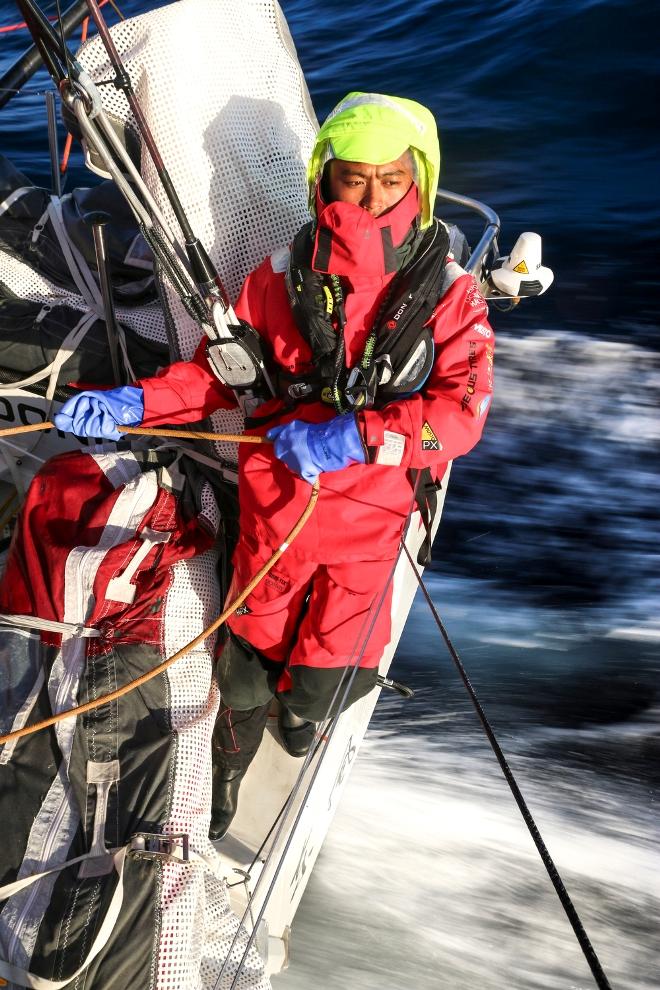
[311,183,421,277]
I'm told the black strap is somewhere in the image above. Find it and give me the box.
[285,220,450,413]
[411,467,441,566]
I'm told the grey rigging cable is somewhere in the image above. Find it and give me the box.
[401,542,613,990]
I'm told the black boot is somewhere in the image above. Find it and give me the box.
[278,707,317,758]
[209,764,243,841]
[209,702,272,840]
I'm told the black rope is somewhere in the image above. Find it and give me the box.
[54,0,75,80]
[401,543,613,990]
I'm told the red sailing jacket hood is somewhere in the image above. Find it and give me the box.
[310,182,421,276]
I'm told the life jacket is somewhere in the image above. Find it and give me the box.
[280,217,451,412]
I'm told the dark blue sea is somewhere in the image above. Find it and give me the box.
[1,1,658,987]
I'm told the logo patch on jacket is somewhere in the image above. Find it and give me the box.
[421,421,441,451]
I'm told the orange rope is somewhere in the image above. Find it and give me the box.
[120,425,265,443]
[0,424,318,747]
[0,422,55,437]
[0,15,57,33]
[0,422,265,442]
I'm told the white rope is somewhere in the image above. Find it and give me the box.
[0,186,34,220]
[46,196,103,312]
[0,309,98,394]
[94,105,180,247]
[0,847,127,990]
[0,837,220,989]
[0,614,101,637]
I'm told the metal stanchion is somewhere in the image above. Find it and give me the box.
[86,211,124,386]
[45,91,62,198]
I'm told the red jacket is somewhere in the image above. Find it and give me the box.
[138,193,494,563]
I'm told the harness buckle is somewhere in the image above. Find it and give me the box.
[344,365,378,410]
[288,382,314,399]
[129,832,190,863]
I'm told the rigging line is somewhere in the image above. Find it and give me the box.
[16,2,210,323]
[227,736,329,889]
[54,0,76,82]
[13,0,67,84]
[60,13,88,175]
[401,542,613,990]
[0,88,58,96]
[105,0,124,20]
[220,474,424,990]
[67,95,212,328]
[69,100,193,284]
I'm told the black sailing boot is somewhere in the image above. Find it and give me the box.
[277,707,317,758]
[209,702,272,840]
[209,763,244,841]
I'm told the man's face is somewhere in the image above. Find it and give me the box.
[326,153,415,218]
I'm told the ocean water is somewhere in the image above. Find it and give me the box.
[1,0,658,988]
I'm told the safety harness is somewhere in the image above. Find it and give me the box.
[280,218,450,414]
[277,218,451,565]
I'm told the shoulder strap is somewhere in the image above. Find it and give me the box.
[411,467,443,566]
[285,222,338,359]
[372,220,450,363]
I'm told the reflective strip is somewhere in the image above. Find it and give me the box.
[105,527,171,605]
[0,665,45,768]
[0,311,98,397]
[0,186,33,219]
[46,197,103,313]
[78,761,121,879]
[324,93,426,133]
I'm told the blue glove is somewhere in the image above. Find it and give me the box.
[267,414,366,484]
[54,386,144,441]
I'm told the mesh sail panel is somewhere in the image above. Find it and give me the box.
[78,0,318,463]
[72,2,320,984]
[0,248,167,345]
[159,551,269,990]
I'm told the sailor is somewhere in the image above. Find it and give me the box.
[55,92,495,839]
